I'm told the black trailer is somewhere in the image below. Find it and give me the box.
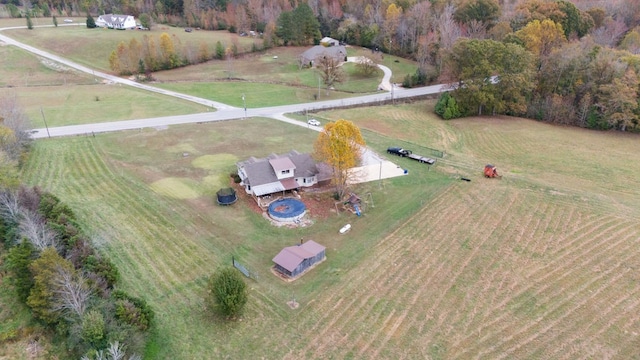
[408,153,436,165]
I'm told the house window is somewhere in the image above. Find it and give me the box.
[303,178,306,183]
[282,169,290,175]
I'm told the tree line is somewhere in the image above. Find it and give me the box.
[0,187,154,359]
[107,31,265,75]
[435,0,640,131]
[0,98,153,358]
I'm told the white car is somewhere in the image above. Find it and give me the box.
[307,119,321,126]
[64,19,73,23]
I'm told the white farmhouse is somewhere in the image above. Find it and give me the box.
[96,14,137,29]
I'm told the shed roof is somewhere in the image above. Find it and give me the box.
[272,240,326,272]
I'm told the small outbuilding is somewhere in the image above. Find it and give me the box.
[484,164,501,178]
[272,240,326,279]
[216,187,237,205]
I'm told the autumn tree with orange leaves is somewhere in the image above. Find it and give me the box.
[313,119,365,199]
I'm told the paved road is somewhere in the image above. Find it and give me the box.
[0,25,448,139]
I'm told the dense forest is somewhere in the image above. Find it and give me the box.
[3,0,640,130]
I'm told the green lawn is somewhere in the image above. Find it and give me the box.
[20,102,640,358]
[0,26,395,126]
[3,24,261,72]
[20,114,449,358]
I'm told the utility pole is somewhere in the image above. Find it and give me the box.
[40,107,50,138]
[391,83,395,105]
[242,93,246,118]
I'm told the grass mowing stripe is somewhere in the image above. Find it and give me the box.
[494,253,637,360]
[458,216,630,340]
[544,269,640,359]
[300,183,510,358]
[457,219,640,358]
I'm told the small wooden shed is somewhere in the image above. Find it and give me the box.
[272,240,326,279]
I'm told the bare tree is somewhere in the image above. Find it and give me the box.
[18,210,60,251]
[354,57,379,76]
[106,341,126,360]
[315,55,346,93]
[51,266,92,317]
[591,17,628,47]
[437,5,463,51]
[0,190,21,224]
[81,341,141,360]
[464,19,488,39]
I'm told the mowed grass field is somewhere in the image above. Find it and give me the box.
[0,42,210,127]
[20,101,640,359]
[1,22,392,124]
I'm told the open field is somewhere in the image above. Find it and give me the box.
[2,23,261,71]
[1,21,393,94]
[0,42,211,127]
[0,23,396,124]
[19,101,640,359]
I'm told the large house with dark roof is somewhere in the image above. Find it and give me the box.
[96,14,137,29]
[236,150,331,197]
[273,240,326,279]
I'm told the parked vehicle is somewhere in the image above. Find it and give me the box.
[388,147,436,165]
[387,147,412,157]
[307,119,321,126]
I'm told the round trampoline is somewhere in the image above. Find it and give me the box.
[268,198,306,223]
[216,188,237,205]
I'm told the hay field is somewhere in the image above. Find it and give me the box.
[3,24,260,71]
[21,104,640,359]
[0,43,210,127]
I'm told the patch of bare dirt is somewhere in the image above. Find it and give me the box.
[230,180,336,220]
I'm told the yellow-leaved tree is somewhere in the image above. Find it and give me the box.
[515,19,566,59]
[313,119,365,199]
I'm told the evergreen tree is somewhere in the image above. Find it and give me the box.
[215,41,225,59]
[26,15,33,30]
[86,13,96,28]
[53,15,58,27]
[6,240,36,302]
[207,267,248,318]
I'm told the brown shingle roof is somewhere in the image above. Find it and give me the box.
[237,150,319,187]
[272,240,326,272]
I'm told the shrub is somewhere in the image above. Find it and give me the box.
[112,290,154,331]
[435,92,462,120]
[6,240,36,302]
[402,68,430,88]
[81,310,106,348]
[83,255,120,289]
[86,14,97,28]
[207,267,248,319]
